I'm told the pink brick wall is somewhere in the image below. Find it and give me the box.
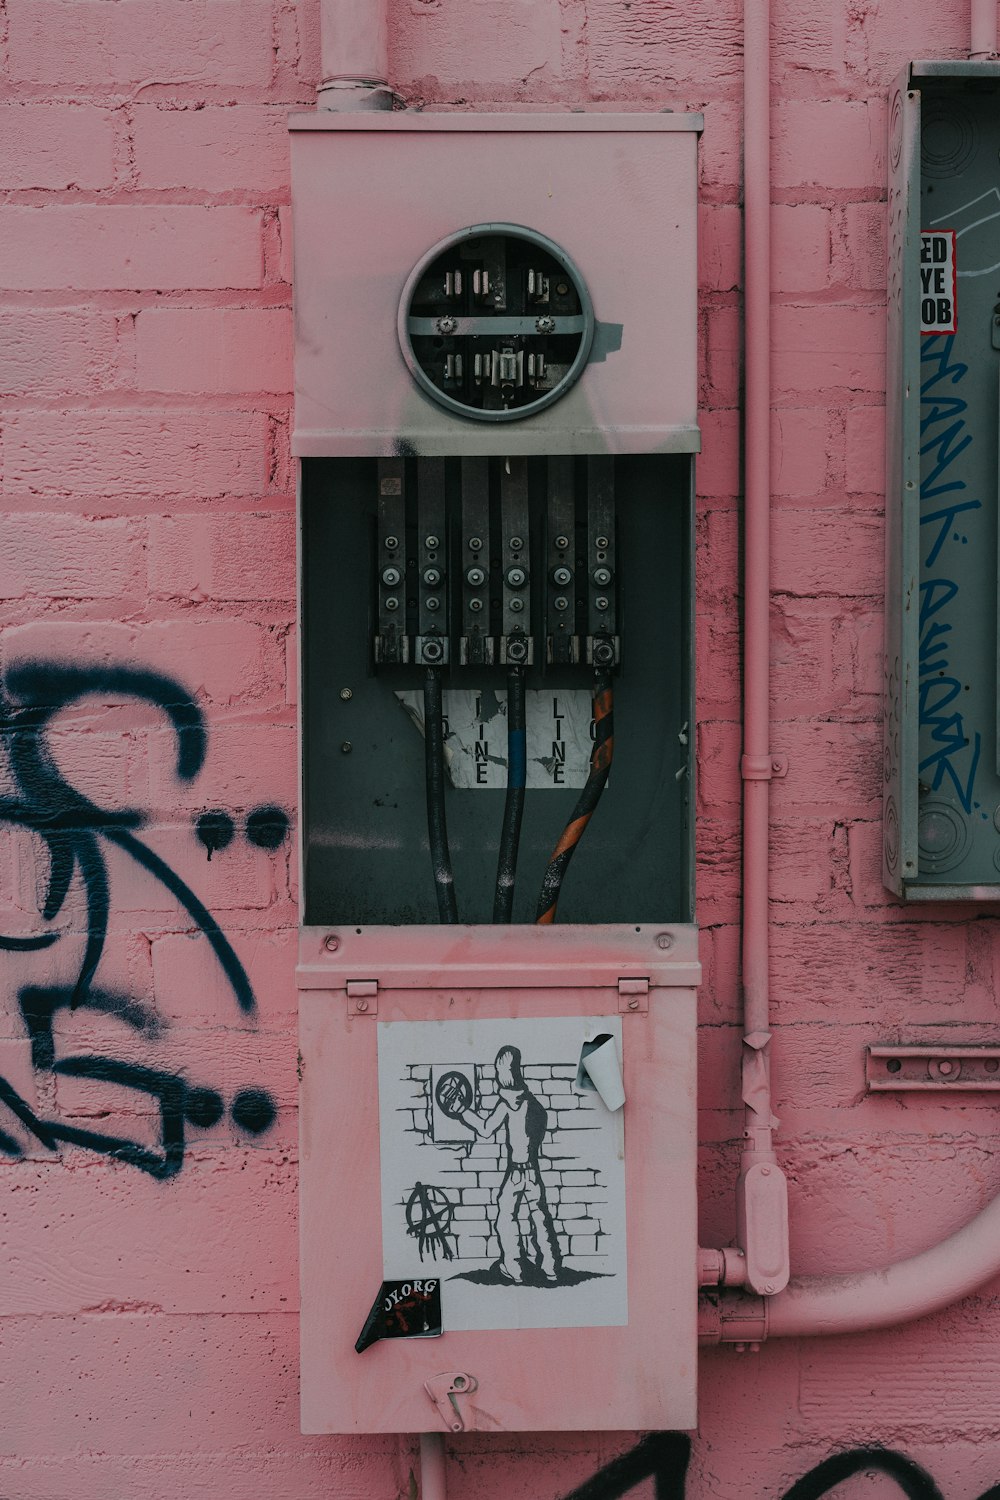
[1,0,997,1497]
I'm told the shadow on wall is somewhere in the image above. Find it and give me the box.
[0,660,289,1178]
[559,1434,1000,1500]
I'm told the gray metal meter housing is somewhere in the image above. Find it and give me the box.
[397,223,595,423]
[884,60,1000,897]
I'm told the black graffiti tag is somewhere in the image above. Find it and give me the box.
[558,1437,999,1500]
[0,661,284,1177]
[405,1181,455,1261]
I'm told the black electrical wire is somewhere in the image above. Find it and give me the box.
[535,669,614,924]
[423,665,458,923]
[493,664,527,923]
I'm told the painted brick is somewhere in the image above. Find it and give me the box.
[832,200,887,293]
[699,204,741,292]
[845,404,886,494]
[772,407,830,497]
[771,205,831,293]
[0,312,117,397]
[5,410,269,498]
[774,100,884,190]
[586,0,743,92]
[148,513,295,601]
[773,304,885,399]
[0,207,262,291]
[136,309,292,394]
[0,103,116,189]
[391,0,565,92]
[133,106,290,193]
[698,407,740,499]
[0,516,143,599]
[772,509,883,597]
[7,0,275,87]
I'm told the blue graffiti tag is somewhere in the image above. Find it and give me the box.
[918,335,981,814]
[0,661,282,1178]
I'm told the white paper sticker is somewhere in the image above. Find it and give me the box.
[920,231,957,334]
[396,687,595,789]
[377,1016,627,1331]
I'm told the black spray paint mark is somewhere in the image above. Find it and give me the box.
[561,1433,690,1500]
[245,804,291,850]
[558,1441,1000,1500]
[0,659,283,1177]
[196,810,236,858]
[781,1447,944,1500]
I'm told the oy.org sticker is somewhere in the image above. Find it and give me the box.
[920,231,957,334]
[355,1278,442,1353]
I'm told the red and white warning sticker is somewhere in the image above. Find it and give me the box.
[920,230,957,334]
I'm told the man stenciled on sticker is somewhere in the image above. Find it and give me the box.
[443,1046,562,1285]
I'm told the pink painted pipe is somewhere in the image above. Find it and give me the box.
[420,1433,447,1500]
[734,0,790,1298]
[701,1179,1000,1341]
[971,0,998,57]
[318,0,393,107]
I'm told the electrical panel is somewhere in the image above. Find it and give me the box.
[292,111,701,1434]
[884,61,1000,897]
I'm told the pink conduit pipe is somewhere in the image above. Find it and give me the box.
[420,1434,447,1500]
[701,0,1000,1345]
[318,0,392,108]
[971,0,998,57]
[700,1183,1000,1342]
[732,0,790,1298]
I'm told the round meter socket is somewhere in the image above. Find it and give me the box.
[397,223,595,422]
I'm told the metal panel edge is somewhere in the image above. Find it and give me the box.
[883,71,921,895]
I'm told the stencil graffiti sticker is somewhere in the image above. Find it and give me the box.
[377,1016,627,1332]
[920,231,957,333]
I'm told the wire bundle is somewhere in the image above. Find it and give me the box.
[534,670,614,924]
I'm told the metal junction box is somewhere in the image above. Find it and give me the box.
[885,61,1000,897]
[291,109,701,1434]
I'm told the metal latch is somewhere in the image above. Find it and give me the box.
[346,979,378,1016]
[618,977,649,1013]
[423,1371,478,1432]
[867,1044,1000,1091]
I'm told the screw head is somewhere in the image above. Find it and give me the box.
[510,537,524,552]
[593,566,612,587]
[554,595,569,611]
[469,597,483,612]
[506,638,528,663]
[324,934,340,951]
[469,536,484,552]
[595,535,610,549]
[510,597,524,612]
[424,535,440,551]
[436,316,458,335]
[341,741,352,754]
[340,687,353,701]
[466,566,487,587]
[505,566,527,588]
[423,566,443,587]
[554,534,570,550]
[384,596,399,611]
[595,596,609,611]
[426,596,440,611]
[551,565,572,587]
[384,535,399,550]
[763,1283,775,1295]
[381,566,402,587]
[535,315,556,334]
[355,997,369,1013]
[656,932,673,950]
[627,997,640,1010]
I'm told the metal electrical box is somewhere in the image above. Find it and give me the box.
[884,62,1000,897]
[292,111,701,1434]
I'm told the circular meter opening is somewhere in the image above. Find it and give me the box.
[397,223,595,423]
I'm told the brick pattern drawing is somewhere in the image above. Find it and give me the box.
[397,1059,608,1268]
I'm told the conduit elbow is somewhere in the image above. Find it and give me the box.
[698,1290,768,1346]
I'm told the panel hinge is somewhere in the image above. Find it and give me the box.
[618,976,649,1013]
[741,753,788,781]
[346,979,378,1016]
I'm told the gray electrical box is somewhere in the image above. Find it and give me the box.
[884,61,1000,897]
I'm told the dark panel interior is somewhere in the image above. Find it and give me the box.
[302,454,693,926]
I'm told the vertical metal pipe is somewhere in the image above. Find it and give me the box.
[971,0,998,57]
[420,1433,447,1500]
[318,0,393,109]
[736,0,790,1296]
